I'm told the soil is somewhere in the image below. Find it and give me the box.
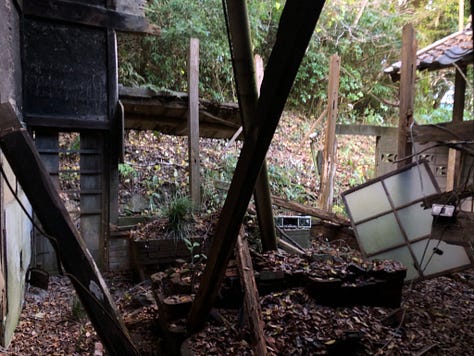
[7,251,474,355]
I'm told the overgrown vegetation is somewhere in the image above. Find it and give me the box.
[117,1,472,219]
[119,0,471,126]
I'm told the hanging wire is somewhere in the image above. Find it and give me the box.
[0,163,125,330]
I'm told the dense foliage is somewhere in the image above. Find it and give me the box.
[118,0,472,126]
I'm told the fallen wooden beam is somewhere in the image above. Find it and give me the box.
[272,195,350,226]
[187,0,326,333]
[235,228,267,355]
[0,102,139,356]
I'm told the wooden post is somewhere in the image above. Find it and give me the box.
[397,24,417,168]
[446,65,467,191]
[235,228,267,356]
[187,0,326,333]
[459,0,465,31]
[223,0,277,252]
[319,54,340,211]
[188,38,200,205]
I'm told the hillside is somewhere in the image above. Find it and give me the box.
[119,112,376,217]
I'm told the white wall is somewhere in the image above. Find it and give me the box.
[0,0,34,347]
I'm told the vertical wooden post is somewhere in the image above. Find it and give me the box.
[188,38,200,205]
[223,0,277,252]
[319,54,340,211]
[446,65,466,191]
[459,0,465,31]
[397,24,417,168]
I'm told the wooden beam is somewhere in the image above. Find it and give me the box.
[397,24,417,168]
[336,124,397,137]
[25,116,110,131]
[188,38,201,206]
[224,0,277,251]
[23,0,159,34]
[319,54,340,211]
[446,65,467,191]
[271,195,350,226]
[411,120,474,142]
[452,65,467,123]
[187,0,326,333]
[0,103,139,356]
[235,228,267,355]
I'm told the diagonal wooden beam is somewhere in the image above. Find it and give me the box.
[187,0,326,332]
[0,103,139,356]
[223,0,277,251]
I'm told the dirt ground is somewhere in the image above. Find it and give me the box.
[6,260,473,355]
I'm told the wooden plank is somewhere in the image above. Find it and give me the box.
[188,38,201,206]
[25,116,110,131]
[397,24,417,168]
[23,0,159,34]
[33,130,60,273]
[446,148,462,191]
[336,124,397,137]
[272,195,350,226]
[235,229,267,356]
[224,0,277,251]
[80,132,105,267]
[187,0,326,333]
[452,65,467,123]
[0,103,138,355]
[411,120,474,142]
[446,65,467,191]
[319,54,340,211]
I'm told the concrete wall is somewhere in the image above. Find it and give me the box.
[0,0,34,347]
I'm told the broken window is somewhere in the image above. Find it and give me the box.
[342,161,472,280]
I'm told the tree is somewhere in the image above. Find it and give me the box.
[118,0,470,125]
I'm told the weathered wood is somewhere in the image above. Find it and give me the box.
[336,124,397,137]
[33,130,60,273]
[411,120,474,142]
[120,90,241,139]
[23,0,159,34]
[25,116,111,131]
[272,195,350,226]
[446,148,462,191]
[278,238,306,255]
[319,54,340,211]
[0,103,139,356]
[224,0,277,251]
[453,65,467,123]
[187,0,326,333]
[446,65,467,191]
[235,229,267,355]
[188,38,201,206]
[80,133,105,267]
[397,24,417,168]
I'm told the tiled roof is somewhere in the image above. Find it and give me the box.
[385,25,473,81]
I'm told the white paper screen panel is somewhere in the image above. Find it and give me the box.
[343,161,472,280]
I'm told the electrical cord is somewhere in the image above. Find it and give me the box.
[0,163,63,272]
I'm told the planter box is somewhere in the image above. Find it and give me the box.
[130,238,203,279]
